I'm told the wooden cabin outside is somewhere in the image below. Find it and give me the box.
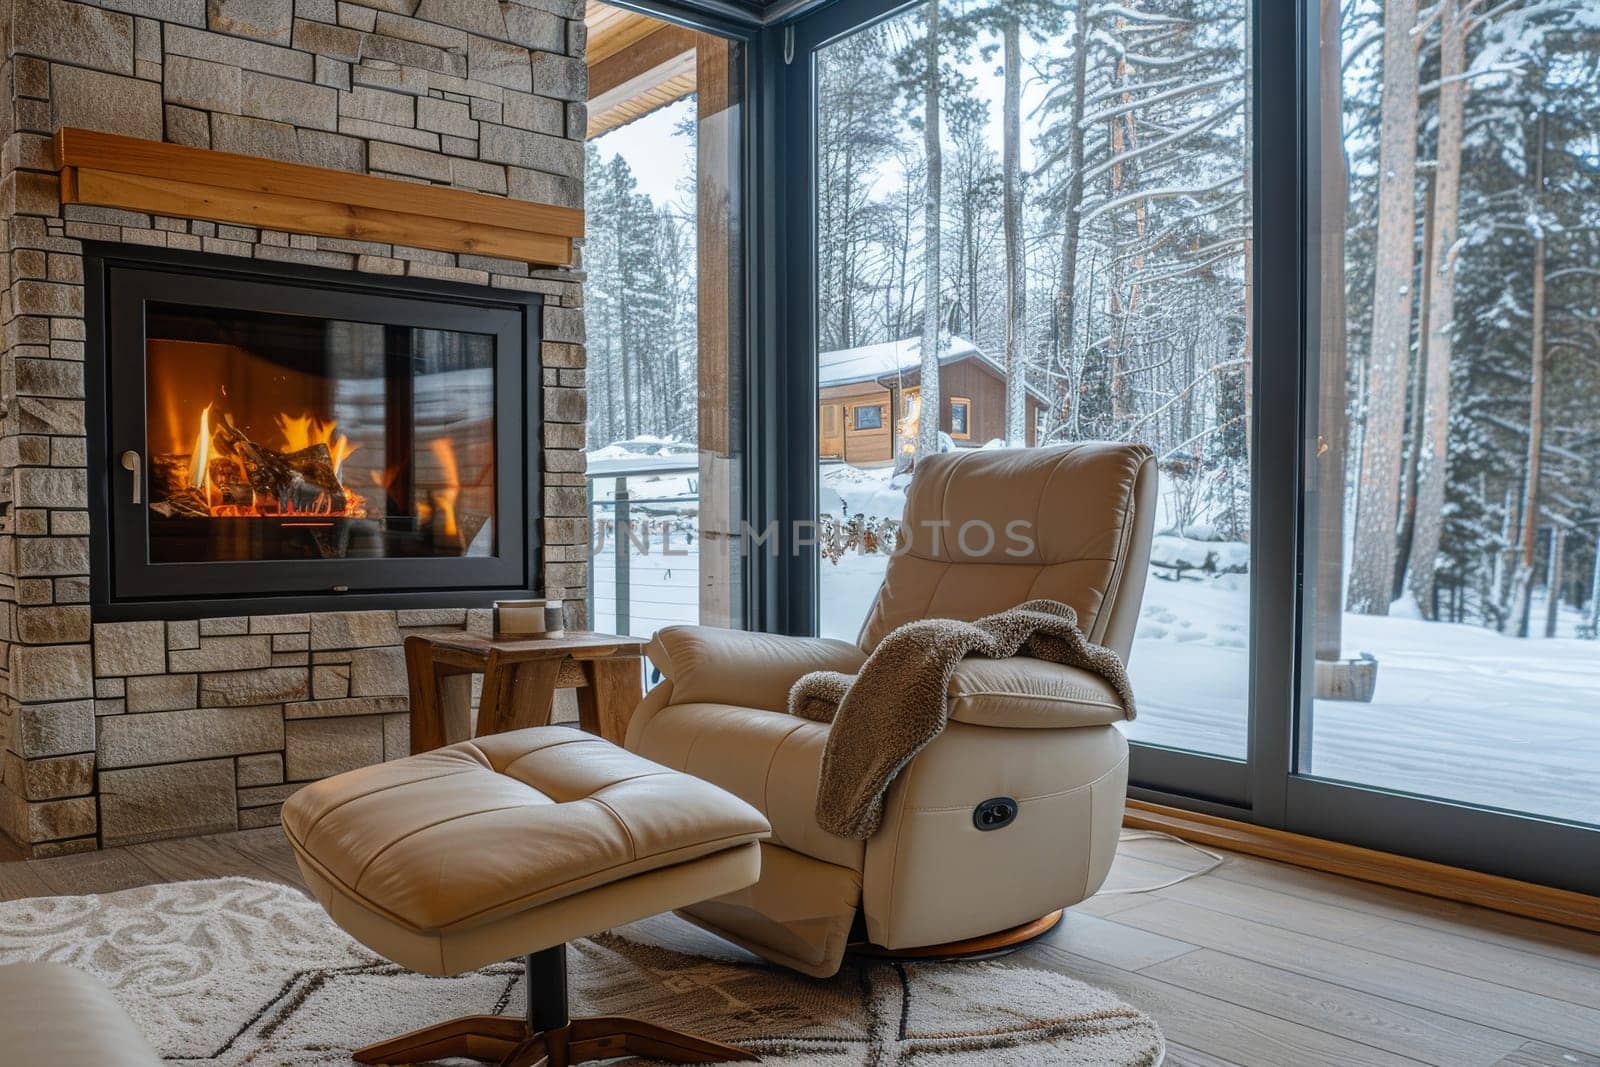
[818,336,1045,466]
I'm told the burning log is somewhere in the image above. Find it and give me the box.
[151,453,191,499]
[150,487,210,519]
[150,406,368,520]
[213,419,352,515]
[209,457,254,509]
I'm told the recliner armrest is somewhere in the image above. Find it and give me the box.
[946,657,1131,729]
[648,626,867,713]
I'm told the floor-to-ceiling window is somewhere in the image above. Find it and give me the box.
[1303,1,1600,828]
[583,3,746,635]
[777,0,1600,892]
[806,0,1255,760]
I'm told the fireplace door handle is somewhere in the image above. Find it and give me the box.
[120,450,142,505]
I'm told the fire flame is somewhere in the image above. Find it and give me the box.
[429,438,461,539]
[190,403,213,499]
[276,413,358,475]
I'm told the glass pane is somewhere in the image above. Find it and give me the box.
[814,1,1253,759]
[145,303,495,562]
[1307,2,1600,823]
[582,7,745,634]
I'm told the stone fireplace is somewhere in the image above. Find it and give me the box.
[0,0,590,855]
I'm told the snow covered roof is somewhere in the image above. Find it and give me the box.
[818,335,991,388]
[818,336,1047,401]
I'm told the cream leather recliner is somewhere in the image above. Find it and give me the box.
[625,443,1156,977]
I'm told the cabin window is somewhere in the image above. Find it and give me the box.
[949,397,971,439]
[853,404,884,431]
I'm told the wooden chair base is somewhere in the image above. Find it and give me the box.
[350,944,756,1067]
[352,1013,757,1066]
[848,909,1064,963]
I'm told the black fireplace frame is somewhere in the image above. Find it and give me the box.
[84,243,543,620]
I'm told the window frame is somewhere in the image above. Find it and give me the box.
[947,395,971,440]
[851,402,886,431]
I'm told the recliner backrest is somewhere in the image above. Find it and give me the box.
[857,443,1157,660]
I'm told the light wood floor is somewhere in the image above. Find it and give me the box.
[2,829,1597,1066]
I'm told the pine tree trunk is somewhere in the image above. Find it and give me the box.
[1513,115,1547,639]
[1407,0,1467,617]
[1588,527,1600,638]
[1395,172,1435,601]
[1315,0,1350,659]
[1493,482,1512,615]
[1052,0,1089,441]
[1544,525,1564,638]
[840,139,855,348]
[1002,14,1027,446]
[1348,0,1419,616]
[1514,237,1547,637]
[917,0,944,459]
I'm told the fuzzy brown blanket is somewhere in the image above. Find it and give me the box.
[789,599,1135,840]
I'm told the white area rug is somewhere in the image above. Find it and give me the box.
[0,877,1163,1065]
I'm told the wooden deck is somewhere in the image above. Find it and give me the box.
[3,828,1597,1065]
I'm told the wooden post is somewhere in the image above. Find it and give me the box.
[614,476,630,636]
[696,34,743,629]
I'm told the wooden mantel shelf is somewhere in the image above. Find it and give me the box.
[54,128,584,268]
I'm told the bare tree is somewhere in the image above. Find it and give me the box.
[917,0,945,458]
[1408,0,1469,616]
[1349,0,1421,615]
[1047,0,1088,440]
[1002,12,1027,444]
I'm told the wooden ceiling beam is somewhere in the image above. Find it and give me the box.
[587,21,699,101]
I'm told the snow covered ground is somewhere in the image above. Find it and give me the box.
[592,451,1600,826]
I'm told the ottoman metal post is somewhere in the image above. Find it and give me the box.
[526,946,569,1034]
[282,728,770,1067]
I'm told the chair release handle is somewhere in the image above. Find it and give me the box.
[973,797,1018,831]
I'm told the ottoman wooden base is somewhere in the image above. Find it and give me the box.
[355,945,755,1067]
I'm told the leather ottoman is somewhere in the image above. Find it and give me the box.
[282,726,770,1066]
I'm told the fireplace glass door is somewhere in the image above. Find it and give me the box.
[97,256,535,609]
[145,304,496,564]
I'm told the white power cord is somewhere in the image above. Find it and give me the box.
[1095,830,1226,895]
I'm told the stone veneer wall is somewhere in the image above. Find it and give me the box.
[0,0,590,855]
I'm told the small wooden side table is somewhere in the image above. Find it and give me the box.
[404,630,647,753]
